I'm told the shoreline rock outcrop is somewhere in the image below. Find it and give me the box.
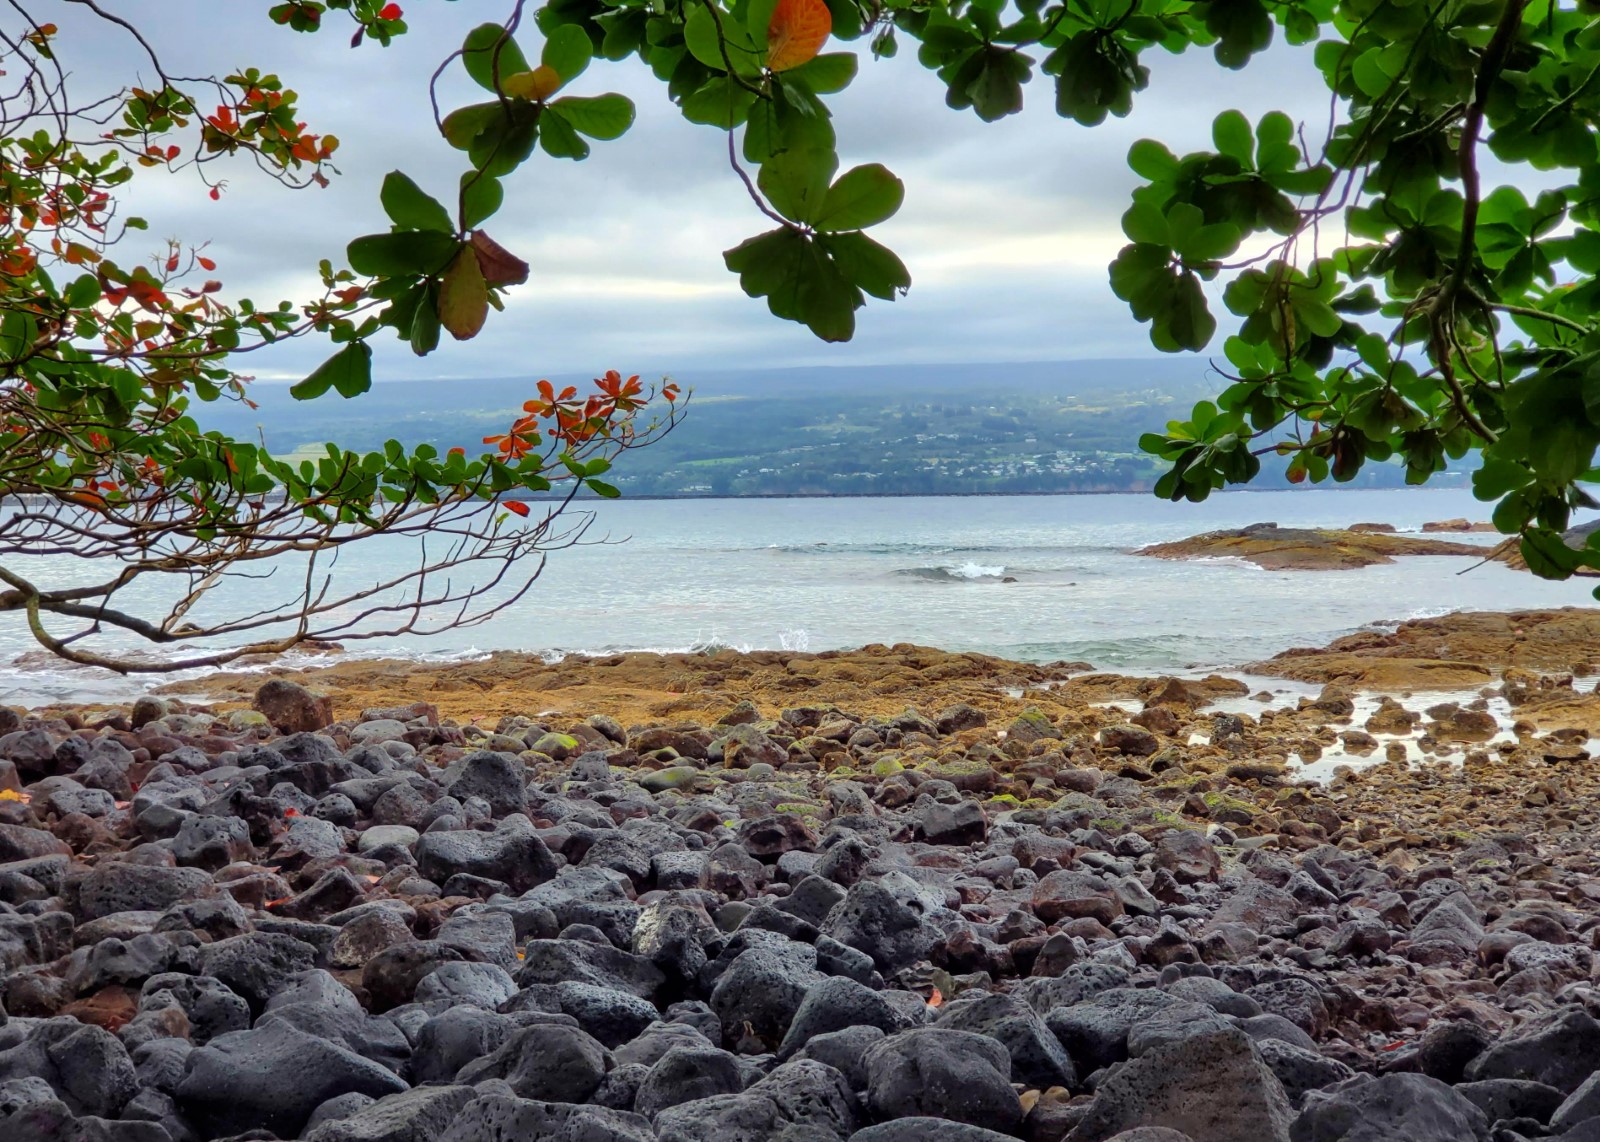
[1137,524,1486,571]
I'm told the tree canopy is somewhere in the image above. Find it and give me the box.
[293,0,1600,587]
[3,0,1598,676]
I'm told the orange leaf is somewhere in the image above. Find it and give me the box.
[503,66,563,101]
[927,987,943,1008]
[504,500,530,516]
[767,0,831,72]
[198,256,216,271]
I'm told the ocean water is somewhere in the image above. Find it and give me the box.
[3,486,1595,707]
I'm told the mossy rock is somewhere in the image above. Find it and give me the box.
[1007,707,1062,744]
[530,732,581,759]
[638,766,706,794]
[870,756,905,778]
[225,710,270,731]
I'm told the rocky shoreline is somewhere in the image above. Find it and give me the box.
[1137,523,1490,571]
[1,610,1599,1140]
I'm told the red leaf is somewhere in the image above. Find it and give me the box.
[378,3,402,18]
[197,256,216,271]
[209,186,221,201]
[504,500,530,517]
[767,0,831,72]
[470,230,529,286]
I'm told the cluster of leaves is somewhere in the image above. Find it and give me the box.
[507,0,1600,590]
[0,9,680,670]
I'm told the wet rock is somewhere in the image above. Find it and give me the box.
[199,932,317,1013]
[78,863,209,921]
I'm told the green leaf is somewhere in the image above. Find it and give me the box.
[1179,222,1241,263]
[586,478,622,498]
[684,4,764,75]
[1212,110,1254,165]
[64,274,101,308]
[1128,139,1179,182]
[550,96,633,145]
[814,164,904,232]
[682,77,759,128]
[380,171,455,233]
[410,284,442,356]
[1521,528,1584,579]
[291,341,372,401]
[441,102,504,152]
[724,227,860,341]
[1121,203,1169,246]
[819,231,911,299]
[786,53,858,94]
[459,171,503,230]
[538,108,590,160]
[542,24,593,83]
[758,144,839,224]
[347,231,462,277]
[463,23,532,92]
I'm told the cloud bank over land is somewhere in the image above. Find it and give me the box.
[69,3,1326,381]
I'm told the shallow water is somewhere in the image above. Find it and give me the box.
[2,486,1593,707]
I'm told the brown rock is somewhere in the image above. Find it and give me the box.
[1031,869,1123,925]
[1100,725,1159,757]
[1154,830,1221,884]
[254,679,333,734]
[60,985,139,1033]
[1138,525,1483,571]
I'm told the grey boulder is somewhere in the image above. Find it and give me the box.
[174,1021,407,1139]
[1289,1073,1489,1142]
[1066,1027,1293,1142]
[863,1027,1020,1133]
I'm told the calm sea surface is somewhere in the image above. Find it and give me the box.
[3,487,1594,706]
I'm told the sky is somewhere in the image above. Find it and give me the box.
[55,2,1329,385]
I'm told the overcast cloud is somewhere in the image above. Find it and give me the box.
[54,2,1332,385]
